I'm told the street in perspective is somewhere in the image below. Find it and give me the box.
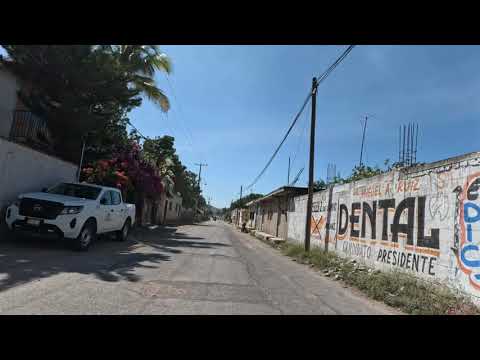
[1,45,480,315]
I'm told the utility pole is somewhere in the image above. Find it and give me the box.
[238,185,243,226]
[304,77,318,252]
[194,163,207,220]
[287,157,291,185]
[359,115,368,167]
[195,163,208,190]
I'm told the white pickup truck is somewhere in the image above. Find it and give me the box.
[5,182,136,251]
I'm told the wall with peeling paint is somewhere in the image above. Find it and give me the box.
[287,151,480,302]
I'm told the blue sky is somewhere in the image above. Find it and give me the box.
[132,45,480,208]
[3,46,480,208]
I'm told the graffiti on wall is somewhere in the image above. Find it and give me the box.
[342,240,372,259]
[287,155,480,299]
[310,198,336,240]
[353,179,421,199]
[458,172,480,289]
[335,194,441,276]
[336,196,440,249]
[310,216,326,238]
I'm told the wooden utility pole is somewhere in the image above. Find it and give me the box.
[195,163,207,189]
[304,77,318,252]
[195,163,207,220]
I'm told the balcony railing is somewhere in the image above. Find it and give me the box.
[8,110,53,151]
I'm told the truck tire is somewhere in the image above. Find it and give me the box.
[72,220,96,251]
[115,219,131,242]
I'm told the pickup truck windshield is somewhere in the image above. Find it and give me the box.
[47,183,102,200]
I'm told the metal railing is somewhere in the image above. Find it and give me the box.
[8,110,53,148]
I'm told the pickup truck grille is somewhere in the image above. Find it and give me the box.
[19,198,64,220]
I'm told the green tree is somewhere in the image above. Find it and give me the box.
[100,45,172,112]
[313,179,327,191]
[345,164,384,183]
[142,135,202,209]
[230,193,264,209]
[0,45,172,162]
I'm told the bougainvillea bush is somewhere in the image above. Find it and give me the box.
[81,141,163,203]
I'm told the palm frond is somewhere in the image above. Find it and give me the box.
[134,79,170,112]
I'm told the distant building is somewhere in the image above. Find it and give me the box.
[0,65,77,232]
[138,176,183,226]
[249,186,308,239]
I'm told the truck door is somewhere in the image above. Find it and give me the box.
[110,190,125,230]
[99,191,114,232]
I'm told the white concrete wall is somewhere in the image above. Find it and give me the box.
[0,68,18,139]
[0,138,77,213]
[287,151,480,303]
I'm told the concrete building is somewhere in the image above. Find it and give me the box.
[0,66,77,233]
[244,200,257,229]
[162,191,183,224]
[251,186,308,240]
[137,177,183,226]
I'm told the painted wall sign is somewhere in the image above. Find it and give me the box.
[458,172,480,289]
[286,154,480,303]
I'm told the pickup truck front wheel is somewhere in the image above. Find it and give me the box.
[72,221,96,251]
[115,219,131,242]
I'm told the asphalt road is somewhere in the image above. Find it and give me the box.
[0,221,397,314]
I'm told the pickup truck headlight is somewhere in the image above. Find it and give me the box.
[60,206,84,215]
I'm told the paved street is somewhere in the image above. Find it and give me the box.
[0,221,397,314]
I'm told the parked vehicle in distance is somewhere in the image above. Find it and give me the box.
[5,182,136,251]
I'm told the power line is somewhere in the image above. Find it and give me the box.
[290,100,310,171]
[244,45,356,191]
[245,91,312,190]
[127,121,149,141]
[315,45,355,86]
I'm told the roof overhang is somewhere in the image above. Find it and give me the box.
[248,186,308,206]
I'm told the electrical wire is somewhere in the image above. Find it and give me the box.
[244,45,356,191]
[290,100,310,172]
[315,45,355,86]
[127,121,149,141]
[245,91,313,190]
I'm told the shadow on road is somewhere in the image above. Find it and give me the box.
[132,225,230,253]
[0,223,229,292]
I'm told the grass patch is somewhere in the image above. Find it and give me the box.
[272,242,480,315]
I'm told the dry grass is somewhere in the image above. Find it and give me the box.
[271,241,480,315]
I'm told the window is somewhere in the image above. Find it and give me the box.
[47,183,102,200]
[111,191,121,205]
[100,191,112,205]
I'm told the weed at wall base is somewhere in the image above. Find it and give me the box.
[273,242,480,315]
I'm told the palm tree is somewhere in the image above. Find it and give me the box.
[100,45,172,112]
